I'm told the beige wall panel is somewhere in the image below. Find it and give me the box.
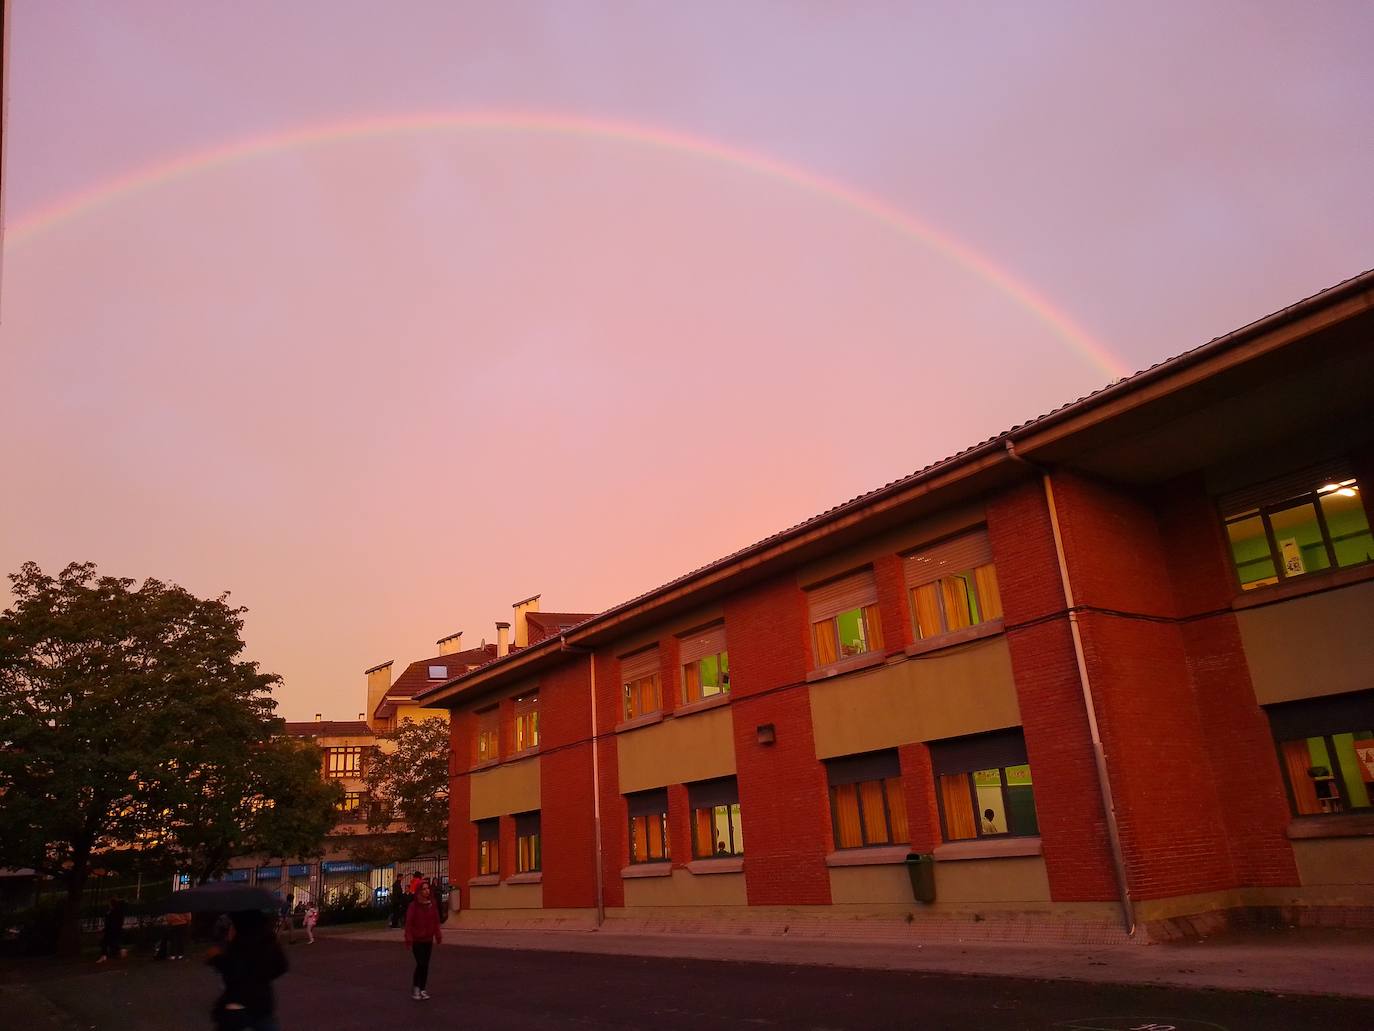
[618,708,736,793]
[622,869,748,908]
[809,637,1020,759]
[467,882,543,910]
[1238,579,1374,704]
[935,857,1051,903]
[1293,839,1374,887]
[828,865,913,906]
[469,757,541,820]
[795,505,985,588]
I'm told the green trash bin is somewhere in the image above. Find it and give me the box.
[905,852,935,903]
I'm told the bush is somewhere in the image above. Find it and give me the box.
[318,884,381,925]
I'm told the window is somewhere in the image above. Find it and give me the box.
[689,778,743,858]
[325,747,362,778]
[475,707,499,764]
[906,529,1003,641]
[1268,691,1374,817]
[1220,464,1372,590]
[515,811,541,873]
[626,789,670,864]
[428,665,448,680]
[826,751,909,849]
[513,693,539,752]
[337,792,365,817]
[807,569,883,667]
[621,648,661,721]
[680,624,730,704]
[476,819,499,876]
[931,729,1039,841]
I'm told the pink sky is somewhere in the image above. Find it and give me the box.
[3,2,1372,721]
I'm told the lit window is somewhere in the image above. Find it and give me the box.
[515,811,541,873]
[336,792,365,819]
[689,778,743,858]
[931,730,1039,842]
[680,624,730,704]
[621,648,662,721]
[627,789,669,864]
[476,819,499,876]
[826,751,908,849]
[1220,465,1372,590]
[475,707,499,764]
[807,570,883,667]
[513,693,540,752]
[906,529,1003,641]
[1268,691,1374,817]
[326,747,363,778]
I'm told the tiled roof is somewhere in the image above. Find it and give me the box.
[285,720,373,738]
[384,644,499,703]
[525,611,596,644]
[419,268,1374,701]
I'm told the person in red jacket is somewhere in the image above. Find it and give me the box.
[403,880,443,1000]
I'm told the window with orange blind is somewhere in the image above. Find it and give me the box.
[1267,691,1374,817]
[626,789,670,864]
[680,624,730,704]
[688,778,743,858]
[806,569,883,668]
[475,818,499,876]
[513,692,539,752]
[621,647,661,721]
[905,529,1003,643]
[515,811,541,873]
[825,751,908,849]
[931,729,1038,842]
[475,707,500,764]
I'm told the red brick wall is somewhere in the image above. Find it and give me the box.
[873,553,914,651]
[898,742,941,853]
[987,480,1119,902]
[594,651,625,908]
[539,657,599,910]
[725,575,833,906]
[448,712,473,910]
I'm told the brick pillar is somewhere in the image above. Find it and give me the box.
[667,784,692,867]
[448,713,473,911]
[660,635,682,713]
[499,814,516,882]
[873,553,914,651]
[595,650,625,908]
[539,659,599,910]
[898,742,941,853]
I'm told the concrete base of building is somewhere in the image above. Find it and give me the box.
[1135,886,1374,941]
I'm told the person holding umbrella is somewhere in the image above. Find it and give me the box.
[207,909,288,1031]
[403,880,442,1000]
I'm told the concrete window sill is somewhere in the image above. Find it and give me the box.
[503,872,543,885]
[1287,814,1374,840]
[468,874,500,887]
[806,652,886,684]
[469,758,500,772]
[673,694,731,718]
[686,857,744,876]
[825,845,911,868]
[1231,562,1374,610]
[508,746,540,761]
[933,836,1042,862]
[615,711,664,734]
[620,863,672,879]
[904,620,1004,657]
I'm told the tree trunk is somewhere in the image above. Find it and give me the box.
[56,864,89,957]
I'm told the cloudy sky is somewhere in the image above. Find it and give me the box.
[3,2,1371,720]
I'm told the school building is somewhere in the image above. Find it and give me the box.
[421,271,1374,942]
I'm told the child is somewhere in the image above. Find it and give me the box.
[304,904,318,944]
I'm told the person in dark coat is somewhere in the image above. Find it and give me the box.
[207,909,289,1031]
[403,881,442,1000]
[388,874,404,928]
[97,898,125,962]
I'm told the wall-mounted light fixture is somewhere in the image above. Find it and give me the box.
[756,723,776,746]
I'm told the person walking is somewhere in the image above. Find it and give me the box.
[97,898,125,963]
[403,881,442,1001]
[303,904,318,945]
[166,910,192,960]
[276,893,294,945]
[207,909,289,1031]
[388,875,404,929]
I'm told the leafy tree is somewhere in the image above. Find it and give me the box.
[361,716,450,859]
[0,561,314,953]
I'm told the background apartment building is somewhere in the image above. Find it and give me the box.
[422,271,1374,942]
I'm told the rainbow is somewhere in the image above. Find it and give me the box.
[3,111,1131,380]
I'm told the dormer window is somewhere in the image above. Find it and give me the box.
[428,665,448,680]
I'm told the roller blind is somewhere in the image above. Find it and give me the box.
[825,750,901,786]
[687,777,739,809]
[930,729,1027,775]
[1218,460,1356,516]
[514,811,540,837]
[476,819,499,843]
[626,788,669,817]
[904,529,993,588]
[807,569,878,624]
[679,624,727,665]
[620,647,660,684]
[1266,690,1374,740]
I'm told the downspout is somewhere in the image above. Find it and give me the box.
[561,636,605,928]
[1005,440,1136,937]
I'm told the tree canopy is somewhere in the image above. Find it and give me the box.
[361,716,450,860]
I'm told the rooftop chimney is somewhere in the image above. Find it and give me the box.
[512,594,541,648]
[315,713,322,722]
[358,712,365,721]
[496,621,511,657]
[363,660,394,734]
[436,631,464,656]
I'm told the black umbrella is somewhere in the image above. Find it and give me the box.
[151,882,281,914]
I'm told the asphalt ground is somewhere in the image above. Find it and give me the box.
[7,936,1373,1030]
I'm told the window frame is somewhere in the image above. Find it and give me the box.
[1268,693,1374,819]
[688,778,744,858]
[475,819,500,876]
[681,624,731,705]
[827,776,906,849]
[904,528,1003,644]
[934,764,1038,841]
[806,569,883,669]
[325,746,363,778]
[336,791,365,819]
[621,648,663,721]
[515,812,541,873]
[513,693,540,753]
[475,706,500,764]
[626,790,670,865]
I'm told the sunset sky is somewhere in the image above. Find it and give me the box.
[3,2,1371,721]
